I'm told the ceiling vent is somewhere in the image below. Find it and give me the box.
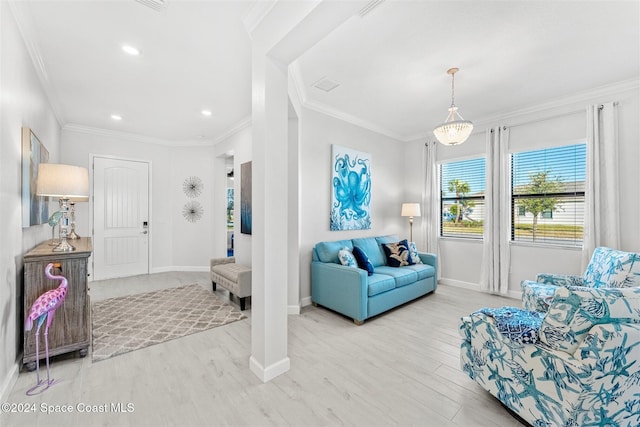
[312,77,341,93]
[135,0,166,12]
[359,0,385,17]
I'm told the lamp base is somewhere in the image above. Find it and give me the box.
[67,230,80,240]
[52,239,75,252]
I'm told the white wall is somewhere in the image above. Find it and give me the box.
[213,125,252,267]
[299,107,406,305]
[0,1,62,401]
[169,145,216,269]
[61,128,219,274]
[405,82,640,296]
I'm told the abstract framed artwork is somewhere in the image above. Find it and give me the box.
[21,127,49,227]
[240,161,252,235]
[330,144,371,231]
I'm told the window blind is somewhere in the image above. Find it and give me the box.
[511,143,586,246]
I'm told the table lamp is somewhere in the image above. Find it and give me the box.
[36,163,89,251]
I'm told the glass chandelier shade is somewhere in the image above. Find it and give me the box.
[433,68,473,146]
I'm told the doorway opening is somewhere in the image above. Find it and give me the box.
[226,157,234,257]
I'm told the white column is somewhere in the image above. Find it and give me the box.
[247,0,369,382]
[249,51,290,382]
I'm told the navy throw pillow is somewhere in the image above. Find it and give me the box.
[352,246,374,276]
[382,239,413,267]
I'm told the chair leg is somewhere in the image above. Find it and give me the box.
[240,297,246,311]
[212,281,216,291]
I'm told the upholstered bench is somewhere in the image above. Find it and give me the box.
[210,257,251,310]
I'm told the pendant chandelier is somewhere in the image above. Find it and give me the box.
[433,67,473,146]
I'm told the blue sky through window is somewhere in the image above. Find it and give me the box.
[512,144,586,186]
[441,144,586,198]
[441,157,485,197]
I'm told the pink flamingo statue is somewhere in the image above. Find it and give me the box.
[25,262,67,395]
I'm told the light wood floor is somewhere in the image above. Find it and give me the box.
[3,273,526,427]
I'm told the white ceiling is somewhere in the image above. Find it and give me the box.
[14,0,640,144]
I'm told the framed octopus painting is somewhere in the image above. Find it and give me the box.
[330,145,371,231]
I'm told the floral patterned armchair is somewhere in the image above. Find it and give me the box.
[460,286,640,426]
[521,246,640,312]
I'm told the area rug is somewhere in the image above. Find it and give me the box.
[92,284,246,362]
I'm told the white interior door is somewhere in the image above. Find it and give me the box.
[93,157,150,280]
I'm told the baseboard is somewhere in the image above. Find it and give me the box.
[288,305,300,315]
[439,278,521,301]
[300,296,312,307]
[0,362,19,404]
[249,355,290,383]
[439,278,481,291]
[150,266,209,274]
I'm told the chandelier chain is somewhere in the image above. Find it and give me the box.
[450,71,455,107]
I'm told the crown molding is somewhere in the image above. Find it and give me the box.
[64,116,253,148]
[211,116,252,145]
[242,1,278,37]
[63,123,210,147]
[473,77,640,129]
[9,0,66,128]
[64,123,178,146]
[303,99,406,141]
[404,78,640,142]
[289,61,405,141]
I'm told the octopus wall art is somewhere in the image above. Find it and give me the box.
[330,145,371,231]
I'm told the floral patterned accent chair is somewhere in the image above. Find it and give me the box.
[460,286,640,426]
[521,246,640,312]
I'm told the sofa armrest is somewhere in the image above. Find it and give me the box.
[311,261,368,322]
[417,252,437,278]
[572,323,640,424]
[211,257,235,268]
[536,273,583,287]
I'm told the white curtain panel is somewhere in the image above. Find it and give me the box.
[480,126,511,294]
[421,141,440,276]
[582,102,620,269]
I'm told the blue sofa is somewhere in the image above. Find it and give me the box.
[311,235,437,324]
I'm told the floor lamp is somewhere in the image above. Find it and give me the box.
[36,164,89,252]
[401,203,421,242]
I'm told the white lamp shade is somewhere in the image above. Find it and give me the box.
[401,203,421,217]
[36,163,89,198]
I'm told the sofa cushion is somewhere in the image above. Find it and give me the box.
[583,246,640,288]
[338,247,357,268]
[315,239,354,264]
[539,285,640,354]
[352,246,374,276]
[404,263,435,280]
[367,273,396,296]
[374,266,418,287]
[408,242,423,264]
[382,239,414,267]
[352,237,386,267]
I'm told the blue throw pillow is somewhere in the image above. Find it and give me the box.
[352,246,374,276]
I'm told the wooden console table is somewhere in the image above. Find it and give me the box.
[23,238,92,370]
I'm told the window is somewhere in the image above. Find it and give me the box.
[440,157,485,239]
[511,143,586,246]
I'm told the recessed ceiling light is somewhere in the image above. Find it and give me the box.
[201,110,212,116]
[111,114,122,121]
[122,45,140,56]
